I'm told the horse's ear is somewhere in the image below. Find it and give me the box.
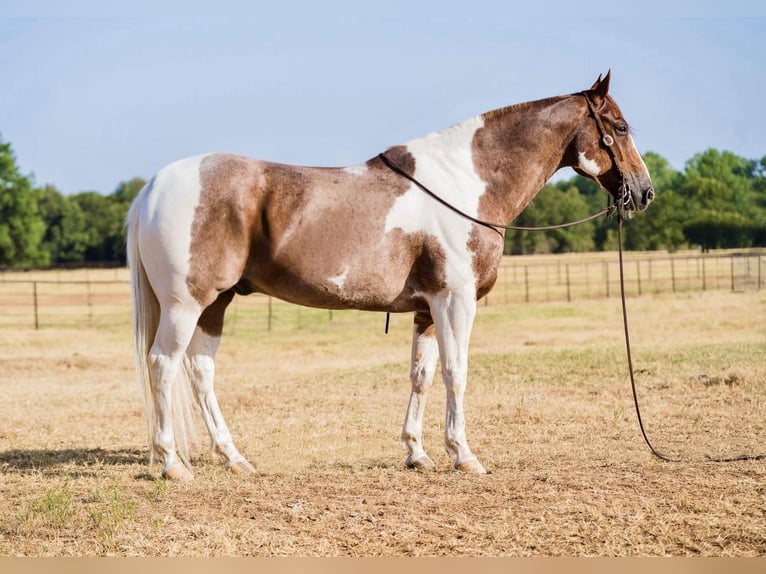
[591,69,611,104]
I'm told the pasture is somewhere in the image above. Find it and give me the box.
[0,258,764,556]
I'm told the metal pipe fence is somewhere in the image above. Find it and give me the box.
[0,250,762,331]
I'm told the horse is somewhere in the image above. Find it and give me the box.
[126,71,654,480]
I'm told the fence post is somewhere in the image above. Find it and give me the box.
[702,255,707,291]
[565,264,571,302]
[267,296,273,332]
[504,265,509,303]
[87,281,93,323]
[730,255,735,292]
[524,265,529,303]
[636,260,642,296]
[33,281,39,330]
[671,258,676,293]
[604,261,610,299]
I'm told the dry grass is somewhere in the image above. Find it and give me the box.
[0,267,764,556]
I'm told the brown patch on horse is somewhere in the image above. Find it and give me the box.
[197,289,236,337]
[414,310,436,336]
[186,154,263,307]
[467,96,586,298]
[472,95,581,226]
[376,145,416,176]
[467,227,502,301]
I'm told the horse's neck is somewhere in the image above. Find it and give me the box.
[401,95,582,225]
[476,95,583,223]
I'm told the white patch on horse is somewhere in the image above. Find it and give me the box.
[328,266,349,290]
[384,116,486,290]
[630,135,649,172]
[343,164,368,176]
[138,154,210,308]
[577,151,602,177]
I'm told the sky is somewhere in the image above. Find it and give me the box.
[1,2,765,195]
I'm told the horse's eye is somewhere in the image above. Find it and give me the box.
[615,124,629,136]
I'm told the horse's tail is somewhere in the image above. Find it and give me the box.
[126,180,198,467]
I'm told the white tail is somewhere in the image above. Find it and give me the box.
[126,182,199,467]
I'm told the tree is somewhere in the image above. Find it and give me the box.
[36,185,90,263]
[681,149,766,249]
[505,184,595,254]
[619,152,686,251]
[67,177,146,263]
[0,135,47,266]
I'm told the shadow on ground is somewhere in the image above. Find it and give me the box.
[0,447,147,475]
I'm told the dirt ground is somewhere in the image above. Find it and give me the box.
[0,279,764,556]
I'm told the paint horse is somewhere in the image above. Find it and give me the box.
[127,72,653,480]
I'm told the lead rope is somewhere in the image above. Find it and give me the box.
[617,216,766,463]
[616,216,678,462]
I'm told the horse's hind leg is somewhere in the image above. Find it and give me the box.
[187,291,256,475]
[401,311,439,471]
[150,302,201,481]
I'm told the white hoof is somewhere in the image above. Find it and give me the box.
[454,459,487,474]
[162,462,194,481]
[405,454,437,471]
[227,458,257,475]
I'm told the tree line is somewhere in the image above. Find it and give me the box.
[1,133,765,268]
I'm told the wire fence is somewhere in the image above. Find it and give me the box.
[0,249,762,331]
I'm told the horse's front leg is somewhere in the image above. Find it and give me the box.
[431,291,487,474]
[401,311,439,471]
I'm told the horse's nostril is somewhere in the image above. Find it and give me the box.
[644,188,655,204]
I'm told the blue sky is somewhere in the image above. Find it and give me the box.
[1,2,765,195]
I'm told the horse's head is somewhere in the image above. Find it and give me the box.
[570,71,654,212]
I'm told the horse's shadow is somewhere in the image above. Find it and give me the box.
[0,447,148,477]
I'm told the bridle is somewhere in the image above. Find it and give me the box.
[579,91,635,214]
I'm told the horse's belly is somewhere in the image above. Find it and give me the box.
[244,256,422,312]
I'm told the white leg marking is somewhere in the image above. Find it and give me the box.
[577,151,603,177]
[149,303,201,480]
[431,291,486,473]
[401,321,439,470]
[187,327,255,474]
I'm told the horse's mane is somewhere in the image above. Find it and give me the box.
[481,95,572,120]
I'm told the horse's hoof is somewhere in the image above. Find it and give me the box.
[227,458,257,475]
[455,459,487,474]
[405,454,437,471]
[162,463,194,481]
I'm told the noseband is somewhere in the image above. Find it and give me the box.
[580,92,634,213]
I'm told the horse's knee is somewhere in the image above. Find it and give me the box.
[188,354,215,392]
[410,364,436,392]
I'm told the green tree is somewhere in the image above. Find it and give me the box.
[70,191,119,261]
[68,177,146,263]
[36,185,90,262]
[619,152,686,251]
[506,184,595,254]
[681,149,766,249]
[0,135,47,266]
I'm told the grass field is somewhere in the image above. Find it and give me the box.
[0,264,764,556]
